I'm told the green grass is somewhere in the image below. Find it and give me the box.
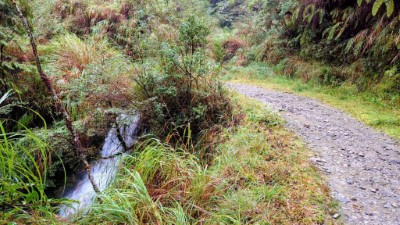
[71,94,339,225]
[0,121,64,224]
[224,62,400,140]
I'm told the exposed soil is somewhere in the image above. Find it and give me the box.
[229,83,400,225]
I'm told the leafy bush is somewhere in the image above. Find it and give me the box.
[285,0,400,83]
[226,0,399,97]
[134,16,233,143]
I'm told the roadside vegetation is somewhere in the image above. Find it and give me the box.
[212,0,400,139]
[225,63,400,139]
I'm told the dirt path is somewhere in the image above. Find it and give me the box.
[229,83,400,225]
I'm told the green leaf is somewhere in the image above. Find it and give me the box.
[385,0,394,17]
[372,0,384,16]
[357,0,363,6]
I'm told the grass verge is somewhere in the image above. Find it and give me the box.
[71,94,339,224]
[224,63,400,140]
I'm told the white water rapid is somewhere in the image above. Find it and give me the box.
[59,114,140,217]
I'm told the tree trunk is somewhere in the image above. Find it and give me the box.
[12,0,101,194]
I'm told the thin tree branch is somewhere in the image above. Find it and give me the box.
[12,0,101,194]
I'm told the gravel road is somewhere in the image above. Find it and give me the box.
[229,83,400,225]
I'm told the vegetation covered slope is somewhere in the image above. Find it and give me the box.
[215,0,400,98]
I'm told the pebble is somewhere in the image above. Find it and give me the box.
[365,211,373,216]
[337,195,350,203]
[332,213,340,219]
[310,157,326,164]
[346,177,354,185]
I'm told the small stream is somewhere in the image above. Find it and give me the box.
[59,114,140,217]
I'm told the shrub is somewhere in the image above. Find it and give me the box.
[43,34,135,120]
[212,40,225,64]
[376,66,400,102]
[134,16,233,145]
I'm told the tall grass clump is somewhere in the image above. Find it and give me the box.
[77,139,215,224]
[0,120,62,224]
[0,92,66,224]
[43,33,135,114]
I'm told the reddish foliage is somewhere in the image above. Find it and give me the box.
[54,0,130,35]
[222,38,246,60]
[4,42,35,62]
[120,2,136,19]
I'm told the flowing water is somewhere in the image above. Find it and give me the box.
[59,114,140,217]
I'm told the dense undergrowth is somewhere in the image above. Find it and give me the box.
[213,0,400,103]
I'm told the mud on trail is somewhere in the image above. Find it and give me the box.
[229,83,400,225]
